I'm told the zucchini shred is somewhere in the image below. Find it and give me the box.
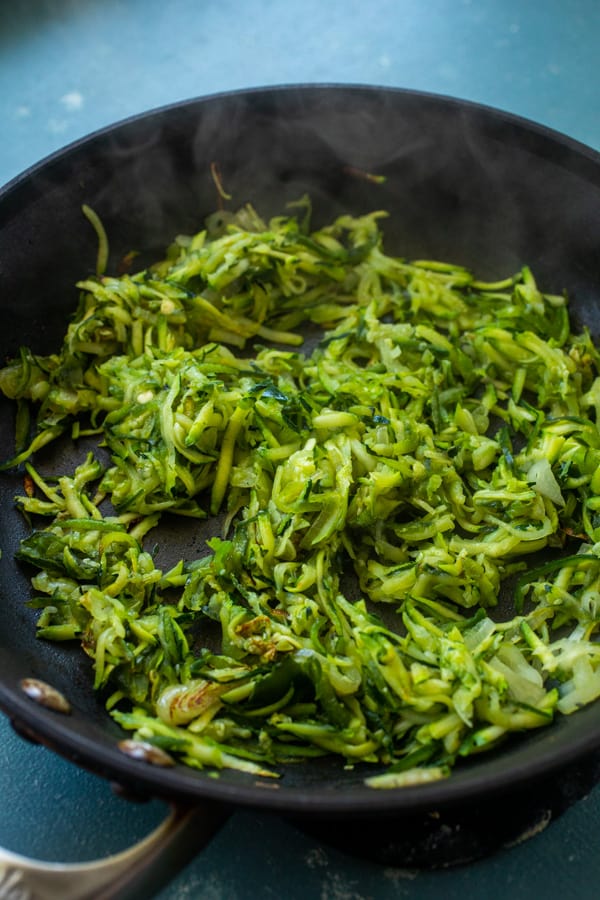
[2,199,600,787]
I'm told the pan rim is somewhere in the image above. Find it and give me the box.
[3,677,600,815]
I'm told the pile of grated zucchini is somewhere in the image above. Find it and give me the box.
[3,199,600,787]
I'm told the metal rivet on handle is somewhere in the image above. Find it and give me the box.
[118,739,176,768]
[20,678,72,714]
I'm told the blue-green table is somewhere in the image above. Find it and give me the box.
[1,2,600,897]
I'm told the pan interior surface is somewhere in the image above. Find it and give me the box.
[1,85,600,815]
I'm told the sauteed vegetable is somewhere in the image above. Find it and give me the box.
[3,200,600,786]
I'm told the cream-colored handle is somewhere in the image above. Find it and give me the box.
[0,802,229,900]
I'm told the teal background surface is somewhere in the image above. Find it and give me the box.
[1,1,600,897]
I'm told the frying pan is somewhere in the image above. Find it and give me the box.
[2,85,600,897]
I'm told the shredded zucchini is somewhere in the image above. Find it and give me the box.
[3,199,600,784]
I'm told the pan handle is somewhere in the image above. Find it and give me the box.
[0,801,231,900]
